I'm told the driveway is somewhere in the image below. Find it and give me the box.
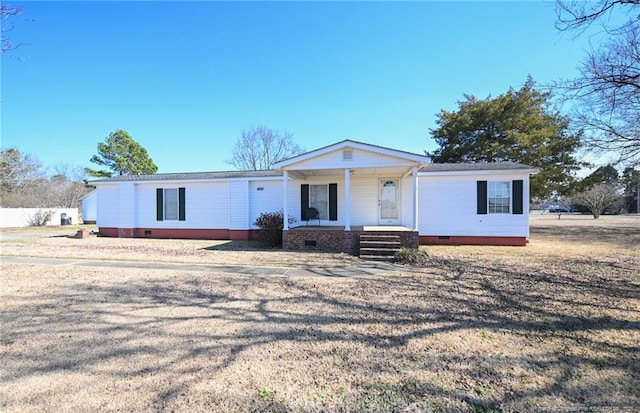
[1,255,400,278]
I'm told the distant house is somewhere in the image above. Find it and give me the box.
[89,140,537,254]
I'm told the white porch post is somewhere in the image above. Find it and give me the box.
[344,168,351,231]
[412,166,419,231]
[283,170,289,230]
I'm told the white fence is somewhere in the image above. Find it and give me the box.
[0,208,79,228]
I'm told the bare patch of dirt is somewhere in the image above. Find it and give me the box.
[1,216,639,411]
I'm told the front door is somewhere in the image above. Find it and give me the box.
[379,179,400,225]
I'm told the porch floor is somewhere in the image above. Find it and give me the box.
[289,225,413,232]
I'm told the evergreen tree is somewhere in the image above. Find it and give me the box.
[578,164,620,192]
[87,130,158,177]
[428,78,584,200]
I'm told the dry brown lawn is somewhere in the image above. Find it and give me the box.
[1,215,639,412]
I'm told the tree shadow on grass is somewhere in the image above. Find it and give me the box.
[530,225,640,249]
[200,240,273,251]
[1,254,639,412]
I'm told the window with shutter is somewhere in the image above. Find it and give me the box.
[157,188,185,221]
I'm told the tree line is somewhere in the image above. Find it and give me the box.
[0,148,90,208]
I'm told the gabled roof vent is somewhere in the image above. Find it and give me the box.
[343,150,353,161]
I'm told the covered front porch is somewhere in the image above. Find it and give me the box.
[272,140,430,255]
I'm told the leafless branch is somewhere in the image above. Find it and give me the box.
[227,126,304,171]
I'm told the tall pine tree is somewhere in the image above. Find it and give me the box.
[87,130,158,177]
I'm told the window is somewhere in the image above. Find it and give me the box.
[301,183,337,221]
[310,184,328,219]
[156,187,185,221]
[488,181,510,214]
[164,188,178,220]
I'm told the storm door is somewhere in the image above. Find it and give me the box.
[379,179,400,225]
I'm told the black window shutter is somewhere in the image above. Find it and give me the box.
[329,183,338,221]
[512,180,523,215]
[301,184,309,221]
[477,181,487,215]
[179,187,186,221]
[156,188,164,221]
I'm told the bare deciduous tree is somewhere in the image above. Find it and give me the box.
[227,126,304,171]
[556,0,640,34]
[572,183,622,218]
[47,164,92,208]
[555,0,640,165]
[1,4,25,53]
[1,148,46,207]
[1,148,91,208]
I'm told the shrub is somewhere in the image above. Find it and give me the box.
[27,209,53,226]
[253,210,296,247]
[393,247,429,266]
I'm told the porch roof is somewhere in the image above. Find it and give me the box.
[272,139,431,169]
[272,139,431,179]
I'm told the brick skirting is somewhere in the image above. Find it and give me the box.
[97,227,259,240]
[420,235,527,246]
[283,228,419,255]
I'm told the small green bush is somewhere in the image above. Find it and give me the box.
[393,247,429,266]
[253,210,295,247]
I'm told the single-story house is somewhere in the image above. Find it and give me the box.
[88,140,537,255]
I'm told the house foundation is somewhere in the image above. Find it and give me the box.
[283,226,419,255]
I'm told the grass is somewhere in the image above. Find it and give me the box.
[0,215,638,412]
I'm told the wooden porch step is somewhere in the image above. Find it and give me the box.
[360,247,401,256]
[360,234,401,239]
[359,254,396,262]
[359,234,401,262]
[360,240,401,247]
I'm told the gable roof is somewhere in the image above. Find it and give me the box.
[89,144,537,184]
[89,170,282,184]
[79,189,97,200]
[272,139,430,169]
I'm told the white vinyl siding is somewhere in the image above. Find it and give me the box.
[419,173,530,237]
[81,190,97,222]
[288,148,420,170]
[133,182,229,229]
[229,180,249,229]
[249,180,283,228]
[96,185,118,227]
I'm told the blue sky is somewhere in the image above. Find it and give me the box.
[2,1,596,174]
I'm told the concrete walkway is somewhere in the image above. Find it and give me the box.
[1,255,401,278]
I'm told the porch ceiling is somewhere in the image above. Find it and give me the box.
[287,166,414,179]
